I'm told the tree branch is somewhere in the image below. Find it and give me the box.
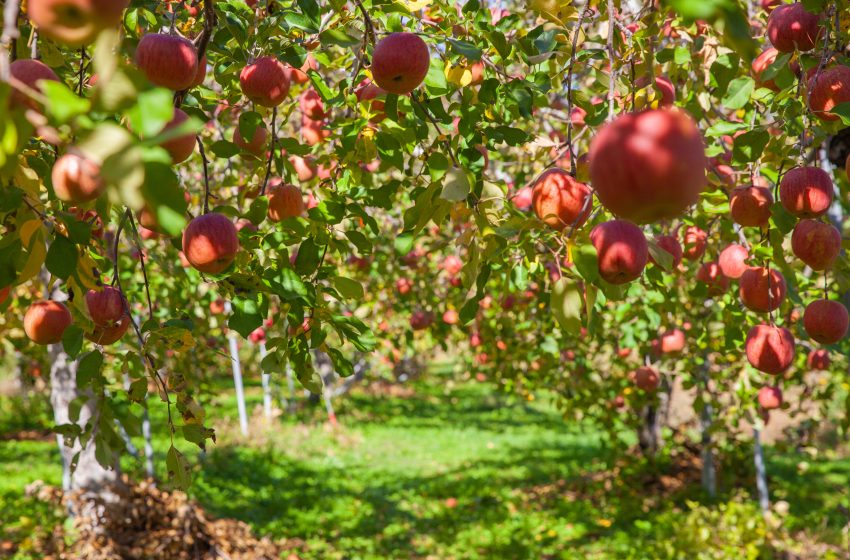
[260,105,277,196]
[0,0,21,81]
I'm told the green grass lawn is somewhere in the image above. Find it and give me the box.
[1,373,849,559]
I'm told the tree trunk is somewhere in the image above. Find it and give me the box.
[638,383,669,457]
[754,428,770,514]
[49,344,121,497]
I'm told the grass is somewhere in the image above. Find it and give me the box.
[1,371,849,559]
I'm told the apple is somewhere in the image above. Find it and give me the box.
[9,59,59,109]
[355,80,389,122]
[409,310,433,330]
[791,219,841,270]
[301,115,329,145]
[135,33,198,91]
[730,184,773,227]
[767,3,822,53]
[657,328,686,354]
[511,186,534,211]
[682,226,707,261]
[807,348,830,370]
[654,76,675,107]
[396,278,413,295]
[240,56,290,107]
[718,244,749,279]
[696,262,729,295]
[181,212,240,274]
[290,155,317,181]
[808,65,850,121]
[159,108,197,164]
[210,299,226,314]
[589,220,648,284]
[530,168,592,230]
[589,109,707,224]
[189,54,207,88]
[24,300,72,345]
[803,299,849,344]
[752,48,781,91]
[86,315,129,345]
[0,286,10,305]
[746,324,795,374]
[233,123,268,157]
[299,88,326,120]
[248,327,265,344]
[26,0,129,47]
[779,166,833,218]
[85,286,125,326]
[740,266,786,312]
[757,386,783,409]
[442,255,464,276]
[51,153,105,203]
[285,55,318,85]
[442,309,459,325]
[631,366,660,391]
[370,32,430,94]
[650,235,682,268]
[267,183,305,222]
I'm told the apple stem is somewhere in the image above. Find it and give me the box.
[0,0,20,82]
[260,105,277,196]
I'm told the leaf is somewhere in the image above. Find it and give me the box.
[228,296,263,338]
[550,277,583,336]
[448,39,483,60]
[62,325,84,358]
[76,350,104,388]
[333,276,364,299]
[294,238,322,275]
[45,235,78,280]
[722,77,754,110]
[41,81,90,125]
[732,129,769,163]
[440,167,470,201]
[166,445,192,489]
[647,239,673,271]
[572,243,599,283]
[127,89,174,137]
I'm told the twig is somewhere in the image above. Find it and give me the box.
[197,136,211,213]
[0,0,21,81]
[77,47,86,96]
[126,212,155,320]
[112,209,130,286]
[260,105,277,196]
[606,0,616,121]
[564,8,589,174]
[412,94,459,167]
[174,0,217,106]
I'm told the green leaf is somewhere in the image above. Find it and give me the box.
[45,236,77,280]
[294,238,322,275]
[550,277,582,335]
[127,89,174,137]
[228,296,263,338]
[394,232,415,255]
[62,325,84,358]
[647,239,673,271]
[210,140,241,158]
[319,28,360,47]
[76,350,103,388]
[41,80,90,125]
[732,129,769,163]
[440,167,471,201]
[722,77,754,110]
[333,276,364,299]
[573,244,599,283]
[166,445,192,489]
[448,39,483,60]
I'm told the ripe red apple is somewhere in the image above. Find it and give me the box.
[135,33,199,90]
[86,315,129,345]
[730,184,773,227]
[9,59,60,109]
[752,48,781,91]
[657,328,686,354]
[631,366,660,391]
[530,168,592,230]
[807,348,830,369]
[51,153,105,203]
[290,155,317,181]
[746,324,795,374]
[370,32,430,95]
[650,235,683,268]
[511,186,534,211]
[267,183,305,222]
[85,286,125,326]
[27,0,129,47]
[757,386,783,409]
[233,124,268,157]
[301,115,329,145]
[767,3,822,53]
[160,108,197,164]
[779,166,833,218]
[682,226,707,261]
[70,206,104,238]
[299,88,326,120]
[355,80,389,122]
[696,262,729,295]
[24,300,72,345]
[718,244,749,279]
[442,309,459,325]
[803,299,849,344]
[589,220,648,284]
[589,109,707,224]
[396,277,413,295]
[740,267,786,312]
[0,286,10,305]
[210,299,226,314]
[240,56,290,107]
[189,54,207,88]
[791,219,841,270]
[248,327,265,343]
[410,310,433,330]
[654,76,675,106]
[182,213,240,274]
[808,65,850,121]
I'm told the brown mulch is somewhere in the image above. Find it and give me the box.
[26,478,304,560]
[0,429,54,442]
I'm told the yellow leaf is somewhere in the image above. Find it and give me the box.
[404,0,430,10]
[16,219,47,284]
[445,62,473,87]
[15,158,43,198]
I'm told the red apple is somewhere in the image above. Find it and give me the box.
[682,226,707,261]
[752,48,781,91]
[631,366,660,391]
[530,168,592,230]
[267,183,305,222]
[355,80,389,122]
[27,0,129,47]
[757,386,782,409]
[24,300,72,345]
[589,220,648,284]
[779,166,833,218]
[160,108,197,164]
[791,219,841,270]
[696,262,729,295]
[589,109,707,224]
[718,244,749,279]
[657,328,686,354]
[301,115,329,145]
[396,277,413,295]
[86,315,129,345]
[746,324,795,374]
[740,266,786,312]
[410,310,433,330]
[442,309,459,325]
[135,33,199,91]
[370,32,430,95]
[767,3,822,53]
[808,65,850,121]
[85,286,125,326]
[730,184,773,227]
[807,348,830,369]
[290,155,317,181]
[803,299,849,344]
[299,88,326,120]
[182,213,240,274]
[511,186,534,211]
[240,56,290,107]
[189,54,207,88]
[51,153,105,203]
[9,59,59,109]
[650,235,683,268]
[442,255,464,276]
[654,76,675,107]
[233,123,268,156]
